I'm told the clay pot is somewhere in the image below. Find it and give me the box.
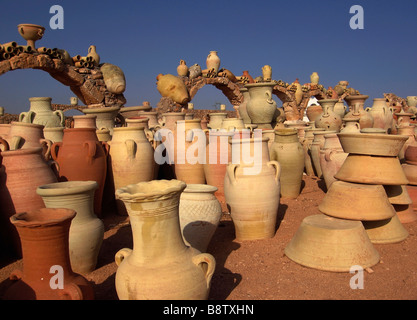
[19,97,64,128]
[3,208,94,300]
[221,118,246,131]
[96,128,111,142]
[87,45,100,66]
[137,111,160,129]
[319,181,396,221]
[36,181,104,274]
[284,214,380,272]
[119,105,152,120]
[100,63,126,94]
[0,147,58,257]
[17,23,45,49]
[109,127,156,215]
[344,95,374,129]
[340,117,361,133]
[262,65,272,81]
[43,127,64,143]
[405,143,417,165]
[207,113,228,130]
[270,129,305,198]
[114,180,215,300]
[384,185,417,224]
[402,163,417,185]
[363,214,408,244]
[314,99,342,132]
[395,111,414,128]
[81,106,120,136]
[302,128,323,177]
[156,73,190,105]
[179,184,222,252]
[310,130,337,178]
[333,102,347,119]
[160,112,186,132]
[188,63,202,79]
[242,70,255,83]
[72,115,97,129]
[206,51,220,73]
[177,59,189,77]
[366,98,393,132]
[397,125,417,160]
[51,128,108,218]
[306,104,323,122]
[245,82,277,129]
[224,137,281,240]
[310,72,319,84]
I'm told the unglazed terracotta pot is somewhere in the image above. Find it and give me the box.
[319,181,396,221]
[363,214,408,244]
[100,63,126,94]
[82,106,120,136]
[314,99,342,132]
[206,51,221,73]
[119,105,152,120]
[96,128,111,142]
[309,130,337,179]
[284,214,380,272]
[397,125,417,160]
[156,73,190,105]
[179,184,222,252]
[384,184,417,224]
[406,96,417,108]
[87,45,100,66]
[302,128,323,176]
[306,104,323,122]
[114,180,216,300]
[262,65,272,81]
[366,98,393,132]
[340,117,361,133]
[17,23,45,49]
[344,95,374,129]
[0,147,58,257]
[221,118,246,131]
[270,129,304,199]
[160,112,186,132]
[109,127,156,215]
[207,112,228,130]
[177,59,189,76]
[333,101,347,119]
[224,137,281,240]
[51,128,108,218]
[36,181,104,274]
[245,82,277,129]
[3,208,94,300]
[19,97,64,128]
[395,111,414,128]
[401,163,417,185]
[137,111,160,129]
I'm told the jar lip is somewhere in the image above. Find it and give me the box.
[37,180,98,196]
[183,184,218,194]
[10,208,76,228]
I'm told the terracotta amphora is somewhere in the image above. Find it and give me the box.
[0,147,58,257]
[179,184,222,253]
[114,180,216,300]
[245,82,277,129]
[224,137,281,240]
[3,208,94,300]
[19,97,65,128]
[51,128,108,218]
[270,128,305,199]
[36,181,104,274]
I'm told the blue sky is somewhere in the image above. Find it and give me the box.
[0,0,416,115]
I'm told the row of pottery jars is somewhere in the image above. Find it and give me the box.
[114,180,216,300]
[224,136,281,240]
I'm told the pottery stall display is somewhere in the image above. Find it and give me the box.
[2,208,94,300]
[19,97,64,128]
[114,180,216,300]
[224,136,281,241]
[36,181,105,274]
[179,184,222,253]
[82,106,121,136]
[314,99,342,132]
[245,82,277,129]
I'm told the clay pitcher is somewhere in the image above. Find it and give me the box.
[114,180,216,300]
[3,208,94,300]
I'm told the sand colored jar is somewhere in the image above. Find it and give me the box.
[3,208,94,300]
[115,180,215,300]
[36,181,104,274]
[137,111,160,129]
[309,130,337,179]
[206,51,220,73]
[179,184,222,253]
[344,95,374,129]
[245,82,277,129]
[19,97,64,128]
[366,98,393,132]
[270,128,304,199]
[72,115,97,129]
[160,112,186,132]
[156,73,190,105]
[82,106,120,136]
[207,112,228,130]
[396,125,417,160]
[314,99,342,132]
[43,126,64,143]
[224,137,281,240]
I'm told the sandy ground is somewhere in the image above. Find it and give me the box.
[1,175,416,301]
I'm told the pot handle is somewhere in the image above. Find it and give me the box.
[84,140,97,164]
[192,253,216,290]
[40,138,52,161]
[51,142,62,160]
[324,149,334,162]
[53,110,65,126]
[365,107,371,112]
[0,138,9,151]
[9,269,23,281]
[101,141,110,156]
[115,248,132,266]
[19,110,35,123]
[226,163,239,185]
[125,139,137,159]
[59,282,83,300]
[265,91,274,104]
[267,160,281,183]
[10,136,22,150]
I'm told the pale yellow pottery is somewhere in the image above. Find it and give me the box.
[362,214,409,244]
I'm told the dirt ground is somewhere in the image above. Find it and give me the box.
[1,174,416,301]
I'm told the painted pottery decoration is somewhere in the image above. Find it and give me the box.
[100,63,126,94]
[19,97,64,128]
[245,82,277,129]
[156,73,190,105]
[115,180,216,300]
[242,70,254,83]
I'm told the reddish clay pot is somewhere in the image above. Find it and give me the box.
[0,147,58,257]
[3,208,94,300]
[306,104,323,122]
[51,128,108,218]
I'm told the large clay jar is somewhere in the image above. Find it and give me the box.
[51,128,108,218]
[19,97,64,128]
[366,98,393,132]
[82,106,120,136]
[333,101,347,119]
[174,119,207,184]
[206,51,221,73]
[109,127,156,215]
[207,112,228,130]
[344,94,374,129]
[224,137,281,240]
[160,112,186,132]
[156,73,190,105]
[179,184,222,253]
[203,130,234,212]
[310,130,337,179]
[270,128,304,199]
[245,82,277,129]
[306,104,323,122]
[314,99,342,132]
[302,127,323,176]
[0,147,58,257]
[43,126,64,143]
[3,208,94,300]
[36,181,104,274]
[72,115,97,129]
[114,180,216,300]
[100,63,126,94]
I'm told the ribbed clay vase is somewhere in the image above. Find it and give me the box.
[109,127,156,215]
[224,137,281,241]
[2,208,94,300]
[179,184,222,253]
[245,82,277,129]
[114,180,216,300]
[0,147,58,257]
[51,128,108,218]
[270,128,305,199]
[36,181,104,275]
[314,99,342,132]
[19,97,65,128]
[82,106,120,136]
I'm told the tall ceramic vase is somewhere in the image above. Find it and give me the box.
[270,128,305,199]
[224,136,281,240]
[114,180,216,300]
[19,97,65,128]
[245,82,277,129]
[3,208,94,300]
[81,106,120,136]
[51,128,108,218]
[36,181,104,274]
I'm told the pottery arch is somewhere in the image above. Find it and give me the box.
[0,52,126,108]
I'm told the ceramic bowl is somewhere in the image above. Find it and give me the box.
[384,185,412,205]
[284,214,380,272]
[337,132,408,156]
[393,204,417,224]
[319,181,395,221]
[401,163,417,186]
[362,214,409,244]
